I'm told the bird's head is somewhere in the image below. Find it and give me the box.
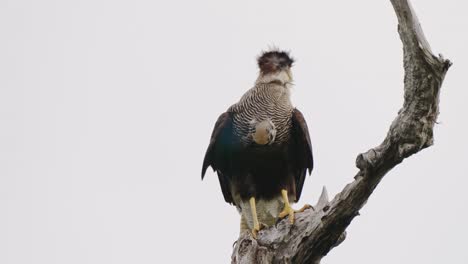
[256,50,294,85]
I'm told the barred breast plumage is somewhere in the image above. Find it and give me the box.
[202,50,314,238]
[229,82,294,146]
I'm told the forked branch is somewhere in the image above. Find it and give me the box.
[231,0,451,263]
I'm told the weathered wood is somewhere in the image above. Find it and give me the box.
[231,0,451,263]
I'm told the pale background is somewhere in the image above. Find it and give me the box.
[1,0,467,263]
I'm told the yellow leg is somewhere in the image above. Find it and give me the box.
[249,197,262,239]
[278,189,313,224]
[278,189,295,224]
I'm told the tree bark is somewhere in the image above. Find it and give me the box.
[231,1,452,263]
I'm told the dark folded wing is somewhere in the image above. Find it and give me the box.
[201,112,234,204]
[291,108,314,202]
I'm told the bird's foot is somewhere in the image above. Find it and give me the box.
[278,204,314,224]
[278,204,296,224]
[297,203,314,213]
[251,223,265,239]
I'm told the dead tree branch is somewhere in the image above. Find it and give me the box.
[231,0,452,263]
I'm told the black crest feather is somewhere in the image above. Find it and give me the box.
[257,50,294,74]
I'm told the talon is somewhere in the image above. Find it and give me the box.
[251,226,259,239]
[278,190,312,225]
[251,223,265,239]
[279,204,295,224]
[251,229,258,239]
[297,204,313,212]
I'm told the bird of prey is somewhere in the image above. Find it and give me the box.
[202,50,314,238]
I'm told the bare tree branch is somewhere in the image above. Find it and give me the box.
[231,0,452,263]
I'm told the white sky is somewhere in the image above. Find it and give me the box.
[1,0,467,263]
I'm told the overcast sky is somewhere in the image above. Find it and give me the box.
[1,0,467,263]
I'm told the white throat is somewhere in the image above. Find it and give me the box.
[256,70,292,86]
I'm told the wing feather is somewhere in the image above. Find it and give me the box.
[290,109,314,202]
[201,112,234,204]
